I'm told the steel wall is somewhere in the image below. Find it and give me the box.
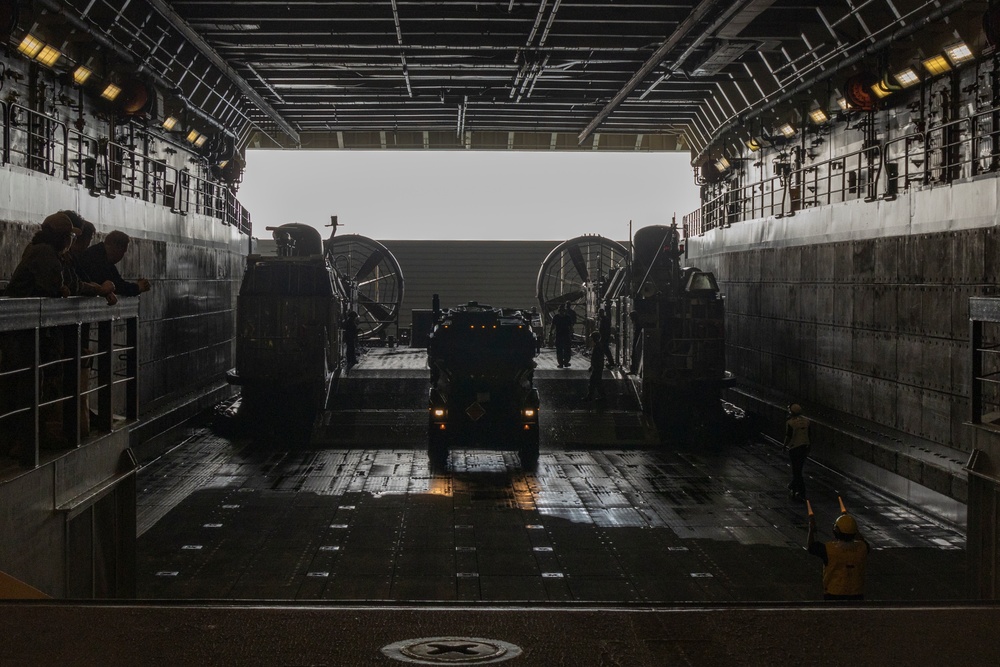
[380,240,562,334]
[0,166,245,418]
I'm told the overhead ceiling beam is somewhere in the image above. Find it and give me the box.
[577,0,725,144]
[145,0,301,145]
[691,0,975,164]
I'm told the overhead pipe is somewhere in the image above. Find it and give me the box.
[691,0,974,164]
[389,0,414,97]
[641,0,765,101]
[577,0,726,144]
[143,0,299,144]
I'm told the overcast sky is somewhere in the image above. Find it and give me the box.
[239,150,699,242]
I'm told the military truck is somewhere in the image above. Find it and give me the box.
[427,299,540,466]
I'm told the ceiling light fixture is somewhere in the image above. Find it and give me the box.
[714,156,731,172]
[162,116,178,131]
[779,123,795,138]
[921,54,952,76]
[17,34,44,59]
[186,130,201,143]
[72,66,92,85]
[837,98,850,110]
[194,135,208,148]
[945,41,974,66]
[35,45,61,68]
[808,109,829,124]
[894,68,920,88]
[100,83,122,101]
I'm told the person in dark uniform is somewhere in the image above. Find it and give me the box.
[4,213,89,451]
[63,211,117,303]
[808,512,870,600]
[552,304,574,368]
[597,307,615,367]
[4,212,79,298]
[78,230,151,297]
[584,331,606,400]
[784,403,811,499]
[344,310,359,367]
[529,306,543,354]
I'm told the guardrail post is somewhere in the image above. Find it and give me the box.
[68,322,82,447]
[1,101,7,165]
[972,315,983,425]
[28,327,40,468]
[125,315,138,421]
[96,319,113,433]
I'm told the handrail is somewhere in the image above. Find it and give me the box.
[1,99,9,166]
[688,101,1000,237]
[6,103,70,180]
[0,297,139,471]
[697,143,881,234]
[1,103,251,236]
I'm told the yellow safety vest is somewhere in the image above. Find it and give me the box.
[823,539,868,596]
[786,415,811,448]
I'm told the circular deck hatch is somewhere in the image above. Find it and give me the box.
[381,636,522,664]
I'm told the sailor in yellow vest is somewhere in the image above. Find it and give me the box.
[808,512,870,600]
[783,403,811,499]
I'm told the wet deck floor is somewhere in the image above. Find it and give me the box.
[137,348,967,603]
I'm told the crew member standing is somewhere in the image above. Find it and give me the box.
[784,403,811,499]
[808,512,870,600]
[598,307,615,367]
[552,304,574,368]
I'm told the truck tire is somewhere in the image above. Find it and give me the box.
[518,433,539,468]
[428,427,450,469]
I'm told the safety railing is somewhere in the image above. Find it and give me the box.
[4,102,71,180]
[1,102,251,236]
[884,107,1000,193]
[0,298,139,472]
[0,99,6,166]
[691,101,1000,237]
[696,144,881,234]
[971,297,1000,429]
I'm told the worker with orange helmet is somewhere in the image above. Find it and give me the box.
[784,403,811,499]
[808,510,870,600]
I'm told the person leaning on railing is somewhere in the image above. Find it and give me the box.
[62,210,117,305]
[2,213,82,456]
[77,230,151,297]
[3,212,79,298]
[61,211,118,438]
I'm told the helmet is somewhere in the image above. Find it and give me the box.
[834,514,858,538]
[789,403,802,415]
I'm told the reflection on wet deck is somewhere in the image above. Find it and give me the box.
[137,436,965,602]
[136,346,965,602]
